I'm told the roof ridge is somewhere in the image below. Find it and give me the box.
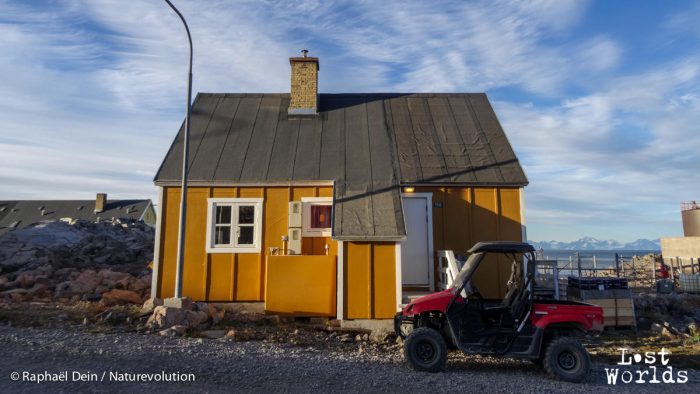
[196,92,487,97]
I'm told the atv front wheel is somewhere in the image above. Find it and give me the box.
[404,327,447,372]
[543,337,590,383]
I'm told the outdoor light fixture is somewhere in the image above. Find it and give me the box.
[403,187,415,193]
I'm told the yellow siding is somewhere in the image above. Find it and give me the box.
[414,187,524,299]
[157,184,524,317]
[181,188,209,300]
[345,242,396,319]
[265,255,336,316]
[158,188,179,298]
[372,243,397,318]
[157,185,335,302]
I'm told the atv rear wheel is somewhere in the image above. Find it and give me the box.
[543,337,590,383]
[404,327,447,372]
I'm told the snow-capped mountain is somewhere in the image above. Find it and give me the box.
[530,237,660,251]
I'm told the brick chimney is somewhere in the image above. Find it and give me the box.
[289,49,319,115]
[95,193,107,213]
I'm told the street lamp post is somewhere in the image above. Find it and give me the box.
[164,0,192,299]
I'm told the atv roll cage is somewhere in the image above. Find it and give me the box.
[443,243,537,356]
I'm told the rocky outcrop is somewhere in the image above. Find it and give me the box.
[0,219,153,304]
[0,219,153,275]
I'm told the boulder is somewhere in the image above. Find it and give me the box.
[651,322,674,338]
[70,270,100,293]
[146,306,208,330]
[124,277,148,293]
[686,322,699,337]
[14,271,37,288]
[101,289,143,306]
[163,297,193,310]
[142,297,164,313]
[98,269,131,283]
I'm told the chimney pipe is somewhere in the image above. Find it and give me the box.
[288,49,319,115]
[95,193,107,213]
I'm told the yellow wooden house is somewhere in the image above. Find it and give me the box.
[151,53,528,321]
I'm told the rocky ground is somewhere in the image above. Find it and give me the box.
[1,220,699,392]
[0,220,153,306]
[1,323,698,393]
[1,298,699,393]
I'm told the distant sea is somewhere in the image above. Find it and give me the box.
[537,249,660,276]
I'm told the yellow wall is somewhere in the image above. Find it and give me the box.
[157,186,335,302]
[157,185,524,317]
[344,242,396,319]
[416,187,523,299]
[265,255,336,316]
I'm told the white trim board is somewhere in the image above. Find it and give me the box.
[519,188,527,242]
[395,242,402,310]
[150,187,164,299]
[336,241,345,320]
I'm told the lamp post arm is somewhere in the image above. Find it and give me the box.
[164,0,193,299]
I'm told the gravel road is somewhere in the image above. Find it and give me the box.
[1,325,698,393]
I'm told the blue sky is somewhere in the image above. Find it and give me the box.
[0,0,698,243]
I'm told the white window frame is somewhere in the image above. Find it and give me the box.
[301,197,332,237]
[205,198,263,254]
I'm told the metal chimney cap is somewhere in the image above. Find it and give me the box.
[301,49,309,57]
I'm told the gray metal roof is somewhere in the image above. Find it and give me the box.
[0,200,152,236]
[154,93,527,241]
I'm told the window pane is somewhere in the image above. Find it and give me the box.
[238,205,255,224]
[215,226,231,245]
[310,205,332,229]
[237,226,254,245]
[215,205,231,224]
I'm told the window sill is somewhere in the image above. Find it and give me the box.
[206,246,260,254]
[302,230,331,237]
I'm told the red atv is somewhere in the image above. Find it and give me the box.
[395,242,604,382]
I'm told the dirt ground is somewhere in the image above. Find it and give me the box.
[1,300,699,370]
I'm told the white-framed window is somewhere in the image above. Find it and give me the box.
[206,198,263,253]
[301,197,332,237]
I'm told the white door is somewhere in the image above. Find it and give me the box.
[401,196,432,287]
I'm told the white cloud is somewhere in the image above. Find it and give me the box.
[575,36,622,72]
[0,0,696,243]
[495,56,700,241]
